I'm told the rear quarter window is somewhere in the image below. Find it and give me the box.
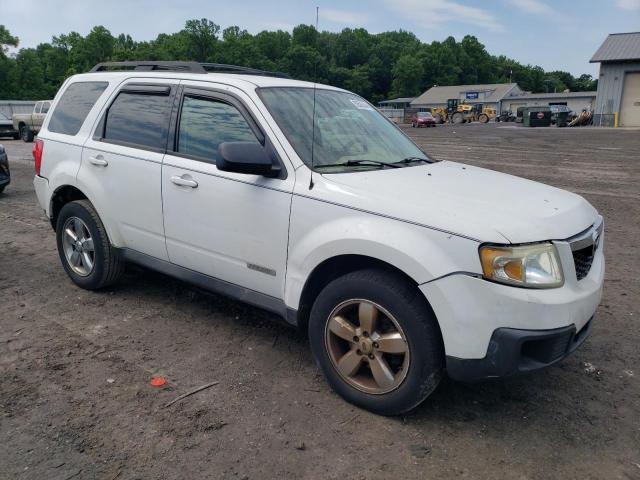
[48,82,108,136]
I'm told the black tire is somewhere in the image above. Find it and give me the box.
[451,112,464,124]
[20,125,34,142]
[309,269,444,416]
[56,199,124,290]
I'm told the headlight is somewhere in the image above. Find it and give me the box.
[479,243,563,288]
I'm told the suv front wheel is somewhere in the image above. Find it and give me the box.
[56,199,123,290]
[309,269,444,415]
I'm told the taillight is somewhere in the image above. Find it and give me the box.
[33,139,44,176]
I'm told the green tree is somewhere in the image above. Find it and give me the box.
[0,25,19,98]
[0,19,600,101]
[291,25,317,48]
[15,49,47,99]
[391,55,424,97]
[80,26,115,70]
[0,25,19,57]
[183,18,220,62]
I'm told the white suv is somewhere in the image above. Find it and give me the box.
[33,62,604,415]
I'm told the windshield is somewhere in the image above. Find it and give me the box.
[418,112,432,118]
[258,87,433,172]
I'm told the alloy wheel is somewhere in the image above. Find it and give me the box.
[325,299,410,395]
[61,216,95,276]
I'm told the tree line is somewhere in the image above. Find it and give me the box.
[0,20,597,103]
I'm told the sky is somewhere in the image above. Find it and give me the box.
[1,0,639,76]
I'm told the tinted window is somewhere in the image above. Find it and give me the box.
[48,82,108,135]
[177,96,258,163]
[41,102,51,114]
[104,91,171,150]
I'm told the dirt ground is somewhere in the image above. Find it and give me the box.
[1,123,639,480]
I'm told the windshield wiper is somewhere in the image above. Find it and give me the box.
[315,159,401,170]
[391,156,433,166]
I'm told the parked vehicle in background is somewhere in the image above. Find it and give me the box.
[495,110,516,122]
[0,101,36,139]
[33,61,604,416]
[12,101,52,142]
[411,111,437,127]
[549,105,573,125]
[0,144,10,194]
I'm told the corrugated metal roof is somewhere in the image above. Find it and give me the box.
[411,83,520,106]
[507,91,597,100]
[590,32,640,63]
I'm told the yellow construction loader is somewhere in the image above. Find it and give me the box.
[430,100,496,124]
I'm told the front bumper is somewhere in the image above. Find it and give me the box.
[420,221,604,361]
[446,317,594,382]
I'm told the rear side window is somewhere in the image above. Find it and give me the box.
[103,91,171,150]
[177,96,258,163]
[48,82,108,135]
[41,102,51,114]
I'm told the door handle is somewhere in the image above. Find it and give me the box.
[88,155,108,167]
[170,175,198,188]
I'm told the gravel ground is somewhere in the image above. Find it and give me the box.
[0,123,639,480]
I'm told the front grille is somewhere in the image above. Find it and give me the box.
[573,246,595,281]
[567,217,602,281]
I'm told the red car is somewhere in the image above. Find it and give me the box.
[411,111,437,128]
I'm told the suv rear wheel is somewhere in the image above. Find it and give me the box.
[56,200,123,289]
[308,269,444,415]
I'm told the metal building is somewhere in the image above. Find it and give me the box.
[591,32,640,127]
[411,83,523,112]
[377,97,415,109]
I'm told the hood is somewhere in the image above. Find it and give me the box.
[317,161,598,243]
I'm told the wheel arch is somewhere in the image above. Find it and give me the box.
[50,184,89,229]
[293,254,435,332]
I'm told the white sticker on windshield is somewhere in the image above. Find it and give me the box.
[350,99,374,111]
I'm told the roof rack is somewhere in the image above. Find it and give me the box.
[90,61,207,73]
[201,63,290,78]
[89,61,290,78]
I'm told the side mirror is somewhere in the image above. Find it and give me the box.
[217,142,279,177]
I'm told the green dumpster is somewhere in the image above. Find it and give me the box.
[523,107,551,127]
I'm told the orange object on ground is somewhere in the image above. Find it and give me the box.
[150,377,167,387]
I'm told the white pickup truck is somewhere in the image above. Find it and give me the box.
[12,100,52,142]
